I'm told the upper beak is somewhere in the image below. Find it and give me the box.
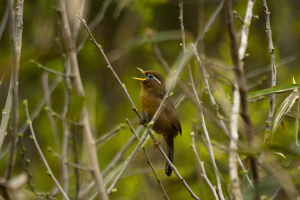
[132,68,146,82]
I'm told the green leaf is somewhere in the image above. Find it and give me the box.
[247,84,300,99]
[271,90,299,142]
[228,84,300,102]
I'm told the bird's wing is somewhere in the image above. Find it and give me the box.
[165,99,182,135]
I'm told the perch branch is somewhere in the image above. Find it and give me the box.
[126,119,169,200]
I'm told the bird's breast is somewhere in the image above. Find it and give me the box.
[140,92,178,136]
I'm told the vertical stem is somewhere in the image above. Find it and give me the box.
[262,0,277,143]
[224,0,260,191]
[6,0,24,181]
[56,0,108,199]
[229,81,242,200]
[72,126,80,200]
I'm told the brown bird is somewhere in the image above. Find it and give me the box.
[133,68,182,176]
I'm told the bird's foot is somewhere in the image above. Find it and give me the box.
[139,118,146,126]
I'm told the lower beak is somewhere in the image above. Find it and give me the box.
[132,77,146,82]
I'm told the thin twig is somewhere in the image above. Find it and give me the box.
[42,73,61,152]
[262,0,277,144]
[19,76,62,134]
[0,4,9,41]
[71,126,81,200]
[262,151,299,199]
[23,100,70,200]
[180,1,225,196]
[237,156,253,188]
[95,123,127,144]
[0,60,12,88]
[76,0,113,52]
[233,10,244,24]
[73,0,85,45]
[224,0,260,191]
[45,107,82,126]
[126,119,169,200]
[79,128,141,199]
[192,45,230,138]
[0,78,13,152]
[190,132,219,200]
[32,60,71,78]
[18,134,45,197]
[48,148,92,172]
[195,0,224,46]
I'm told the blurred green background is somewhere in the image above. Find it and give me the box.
[1,0,300,199]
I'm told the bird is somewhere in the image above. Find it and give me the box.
[133,68,182,176]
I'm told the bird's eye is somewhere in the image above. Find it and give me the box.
[148,74,154,79]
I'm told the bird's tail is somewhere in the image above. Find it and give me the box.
[165,137,174,176]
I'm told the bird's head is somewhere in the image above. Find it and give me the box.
[133,68,166,95]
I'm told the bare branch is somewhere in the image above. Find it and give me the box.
[229,82,242,200]
[42,73,61,152]
[23,100,70,200]
[190,132,219,200]
[32,60,71,78]
[224,0,260,190]
[262,0,277,144]
[126,119,169,200]
[48,147,92,172]
[6,0,24,181]
[19,76,62,134]
[56,0,84,96]
[0,4,9,41]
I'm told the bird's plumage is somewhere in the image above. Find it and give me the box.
[133,68,181,176]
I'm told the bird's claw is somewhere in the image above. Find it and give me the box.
[139,118,146,126]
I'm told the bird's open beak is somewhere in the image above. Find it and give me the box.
[132,68,146,82]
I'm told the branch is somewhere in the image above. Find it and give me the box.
[0,4,9,41]
[95,122,127,144]
[262,0,277,144]
[23,100,70,200]
[56,0,84,96]
[44,107,82,126]
[229,82,242,200]
[42,73,61,152]
[195,0,224,46]
[19,76,62,134]
[48,147,91,172]
[56,0,108,198]
[76,0,113,52]
[32,60,71,78]
[190,132,219,200]
[180,1,224,198]
[6,0,24,181]
[126,119,169,200]
[224,0,260,192]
